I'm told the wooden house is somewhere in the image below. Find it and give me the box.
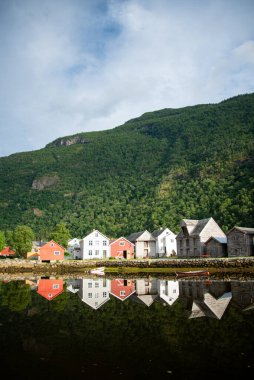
[227,226,254,257]
[37,278,64,300]
[77,278,110,310]
[152,227,177,257]
[205,236,227,258]
[0,246,15,257]
[110,237,134,259]
[110,278,136,301]
[67,238,81,259]
[158,280,179,306]
[176,217,226,258]
[80,229,110,260]
[127,230,156,258]
[39,240,65,262]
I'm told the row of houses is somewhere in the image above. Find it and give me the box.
[23,276,254,317]
[1,217,253,260]
[67,217,254,260]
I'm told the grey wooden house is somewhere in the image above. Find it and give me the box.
[176,217,226,258]
[227,226,254,257]
[127,230,156,258]
[205,236,227,258]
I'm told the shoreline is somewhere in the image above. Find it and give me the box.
[1,257,254,276]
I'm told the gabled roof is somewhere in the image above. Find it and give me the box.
[152,228,167,238]
[43,240,65,250]
[82,229,110,241]
[205,236,227,244]
[127,230,155,242]
[0,246,15,255]
[109,236,134,246]
[191,218,212,236]
[227,226,254,235]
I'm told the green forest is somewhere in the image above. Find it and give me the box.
[0,93,253,240]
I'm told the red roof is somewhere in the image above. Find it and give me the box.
[0,246,15,256]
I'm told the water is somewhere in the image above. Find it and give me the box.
[0,275,254,379]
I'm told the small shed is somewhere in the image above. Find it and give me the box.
[205,237,227,258]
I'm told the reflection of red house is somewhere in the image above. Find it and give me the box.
[110,237,134,259]
[39,240,65,262]
[0,246,15,256]
[110,278,136,301]
[37,279,64,300]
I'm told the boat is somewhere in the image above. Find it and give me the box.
[175,269,210,277]
[90,267,105,275]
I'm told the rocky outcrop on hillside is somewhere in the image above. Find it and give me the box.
[46,135,90,147]
[32,174,60,190]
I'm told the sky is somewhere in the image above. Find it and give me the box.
[0,0,254,157]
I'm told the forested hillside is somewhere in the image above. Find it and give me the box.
[0,93,253,239]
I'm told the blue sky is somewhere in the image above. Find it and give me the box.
[0,0,254,157]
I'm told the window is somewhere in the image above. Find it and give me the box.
[88,250,92,256]
[103,292,107,298]
[103,240,107,246]
[89,241,93,246]
[88,282,92,288]
[95,232,98,237]
[95,282,99,288]
[119,241,125,246]
[173,289,176,293]
[53,284,59,289]
[88,293,92,298]
[95,293,99,298]
[50,243,54,247]
[120,291,126,296]
[48,293,53,298]
[95,250,99,255]
[54,251,60,255]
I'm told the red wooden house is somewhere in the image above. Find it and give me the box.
[110,237,134,259]
[0,246,15,256]
[110,278,136,301]
[39,240,65,262]
[37,278,64,300]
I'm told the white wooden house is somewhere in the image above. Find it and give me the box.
[77,278,111,310]
[127,230,156,258]
[80,229,110,259]
[152,228,177,257]
[158,280,179,306]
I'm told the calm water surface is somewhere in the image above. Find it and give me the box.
[0,275,254,380]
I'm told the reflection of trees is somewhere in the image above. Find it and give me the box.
[0,281,31,312]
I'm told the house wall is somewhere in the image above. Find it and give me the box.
[37,279,64,300]
[155,230,177,257]
[135,240,156,258]
[110,279,135,300]
[79,278,110,309]
[110,238,134,259]
[206,239,227,258]
[159,280,179,305]
[80,230,110,259]
[177,237,203,258]
[227,229,254,257]
[39,241,64,261]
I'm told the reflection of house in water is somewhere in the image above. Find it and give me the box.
[131,278,159,307]
[110,278,136,301]
[231,281,254,311]
[77,278,111,310]
[158,280,179,306]
[66,279,81,294]
[37,278,64,301]
[179,280,232,319]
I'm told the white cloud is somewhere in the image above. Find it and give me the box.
[0,0,254,156]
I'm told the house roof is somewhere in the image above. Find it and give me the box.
[127,230,155,242]
[0,246,15,255]
[82,229,110,241]
[205,236,227,244]
[109,237,134,246]
[227,226,254,235]
[177,218,215,238]
[191,218,212,236]
[152,228,167,238]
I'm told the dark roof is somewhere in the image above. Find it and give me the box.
[234,226,254,234]
[127,231,146,242]
[152,228,166,238]
[191,218,212,236]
